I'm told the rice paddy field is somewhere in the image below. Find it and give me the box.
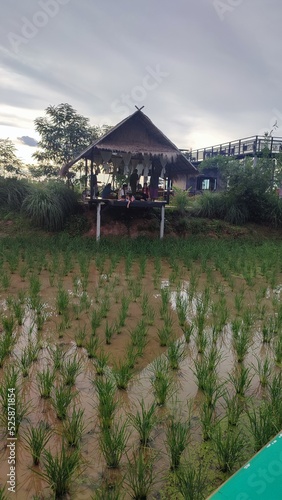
[0,233,282,499]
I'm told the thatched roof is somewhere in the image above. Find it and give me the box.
[60,109,198,178]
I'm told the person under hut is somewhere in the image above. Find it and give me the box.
[129,168,139,195]
[149,161,161,201]
[101,183,116,199]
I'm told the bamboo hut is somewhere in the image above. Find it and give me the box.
[60,108,198,199]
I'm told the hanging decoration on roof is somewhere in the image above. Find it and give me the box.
[122,152,132,175]
[143,153,151,177]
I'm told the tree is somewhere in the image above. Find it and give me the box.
[0,139,23,176]
[33,103,97,168]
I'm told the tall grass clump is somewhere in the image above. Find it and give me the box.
[22,184,65,231]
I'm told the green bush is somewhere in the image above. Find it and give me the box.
[0,177,31,210]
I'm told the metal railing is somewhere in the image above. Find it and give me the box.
[180,135,282,163]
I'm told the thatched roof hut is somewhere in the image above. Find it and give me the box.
[60,109,198,181]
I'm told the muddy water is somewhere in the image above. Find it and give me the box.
[0,258,280,499]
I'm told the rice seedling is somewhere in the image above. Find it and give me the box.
[192,357,212,391]
[232,328,252,363]
[125,343,139,369]
[0,486,8,500]
[188,271,198,304]
[37,366,56,399]
[212,424,245,472]
[61,354,82,386]
[253,355,272,387]
[160,286,170,319]
[92,477,125,500]
[141,292,149,316]
[234,288,245,314]
[99,420,129,468]
[157,324,172,347]
[203,378,225,410]
[100,294,110,319]
[195,330,208,355]
[261,316,276,343]
[247,401,278,452]
[29,274,41,309]
[125,448,156,499]
[175,460,208,500]
[40,441,82,498]
[266,372,282,428]
[223,393,244,427]
[128,400,158,447]
[12,298,25,326]
[94,376,118,429]
[35,302,46,331]
[165,416,190,470]
[182,321,194,343]
[49,344,65,371]
[146,304,155,326]
[105,321,116,345]
[200,400,216,441]
[91,309,102,335]
[79,290,91,312]
[74,325,87,347]
[63,407,85,448]
[86,334,99,358]
[138,254,147,279]
[132,281,142,302]
[51,384,76,420]
[56,286,69,315]
[95,348,109,375]
[166,339,186,370]
[130,319,148,347]
[112,360,133,390]
[1,270,11,291]
[229,365,253,397]
[150,366,173,406]
[176,292,188,328]
[22,421,52,465]
[18,346,33,377]
[273,333,282,365]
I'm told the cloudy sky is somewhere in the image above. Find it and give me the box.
[1,0,282,164]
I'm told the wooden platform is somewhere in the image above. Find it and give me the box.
[86,198,167,240]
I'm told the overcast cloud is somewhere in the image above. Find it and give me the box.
[1,0,282,163]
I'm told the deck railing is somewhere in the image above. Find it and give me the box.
[180,135,282,163]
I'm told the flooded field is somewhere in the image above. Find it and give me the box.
[0,236,282,499]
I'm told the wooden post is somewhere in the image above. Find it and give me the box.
[90,158,94,201]
[160,205,165,239]
[96,202,101,241]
